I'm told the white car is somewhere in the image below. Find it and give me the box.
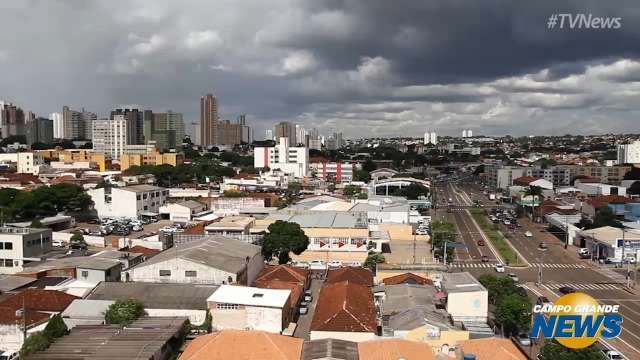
[52,239,65,248]
[494,263,505,273]
[291,261,310,269]
[602,350,625,360]
[309,260,327,270]
[328,260,343,268]
[0,351,19,360]
[348,261,362,267]
[524,231,533,237]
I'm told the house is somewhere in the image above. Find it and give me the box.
[19,256,122,283]
[302,338,359,360]
[60,299,113,329]
[382,273,432,286]
[27,317,189,360]
[180,330,304,360]
[207,285,292,333]
[87,282,218,326]
[204,216,255,236]
[91,250,144,270]
[358,339,435,360]
[88,185,169,219]
[127,236,264,285]
[310,281,377,342]
[576,181,627,197]
[0,289,78,351]
[254,265,310,306]
[458,338,527,360]
[0,227,53,274]
[442,272,488,323]
[326,267,374,287]
[580,195,633,219]
[159,200,207,223]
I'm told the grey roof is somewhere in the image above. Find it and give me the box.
[22,256,122,272]
[92,250,144,261]
[133,236,261,274]
[177,200,207,209]
[62,299,114,318]
[119,184,164,193]
[26,317,188,360]
[442,272,486,293]
[276,211,368,228]
[381,284,453,331]
[87,282,218,310]
[303,339,359,360]
[0,275,37,292]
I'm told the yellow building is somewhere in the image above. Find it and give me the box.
[35,149,110,171]
[120,152,184,171]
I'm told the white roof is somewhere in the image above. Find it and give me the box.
[207,285,290,308]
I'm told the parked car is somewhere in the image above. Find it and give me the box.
[304,294,313,302]
[536,296,552,307]
[517,333,531,347]
[0,350,19,360]
[52,239,65,248]
[524,231,533,238]
[309,260,327,270]
[578,248,590,259]
[328,260,343,268]
[508,273,519,283]
[291,261,310,269]
[477,239,485,246]
[481,255,489,262]
[347,261,362,267]
[602,350,625,360]
[538,242,548,250]
[559,286,576,294]
[494,263,505,273]
[298,306,308,315]
[605,258,623,265]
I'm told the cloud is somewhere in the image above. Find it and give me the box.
[281,50,318,75]
[184,30,222,50]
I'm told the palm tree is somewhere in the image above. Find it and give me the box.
[524,185,544,221]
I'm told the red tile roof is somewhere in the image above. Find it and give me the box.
[257,280,304,305]
[0,289,78,313]
[326,267,373,287]
[586,195,633,208]
[128,245,161,258]
[311,281,377,333]
[255,265,309,285]
[382,273,433,286]
[180,330,303,360]
[513,176,540,185]
[0,306,50,326]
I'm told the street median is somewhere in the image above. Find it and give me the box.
[469,209,527,267]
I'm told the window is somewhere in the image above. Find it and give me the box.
[143,194,147,199]
[185,270,197,277]
[159,270,171,277]
[216,303,239,310]
[81,270,89,278]
[4,259,12,267]
[0,243,3,250]
[144,206,148,211]
[137,195,141,200]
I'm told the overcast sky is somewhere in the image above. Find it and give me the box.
[1,0,640,139]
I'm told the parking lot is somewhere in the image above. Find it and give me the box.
[67,219,173,240]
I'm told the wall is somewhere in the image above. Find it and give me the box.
[53,232,105,247]
[446,290,488,322]
[145,308,207,326]
[129,257,237,285]
[309,330,376,342]
[210,305,248,331]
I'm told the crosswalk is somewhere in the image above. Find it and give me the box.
[541,282,625,291]
[450,262,587,269]
[530,263,587,269]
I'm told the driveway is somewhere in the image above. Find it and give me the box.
[293,278,323,340]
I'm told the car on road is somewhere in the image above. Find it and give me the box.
[538,242,548,250]
[503,220,511,226]
[508,273,519,283]
[309,260,327,270]
[347,261,362,267]
[623,257,637,264]
[536,296,552,307]
[559,286,576,294]
[52,239,65,248]
[298,305,308,315]
[304,294,313,302]
[578,248,590,259]
[494,263,505,273]
[602,350,625,360]
[291,261,310,269]
[0,350,19,360]
[481,255,489,262]
[516,333,532,347]
[524,231,533,237]
[477,239,485,246]
[605,258,623,265]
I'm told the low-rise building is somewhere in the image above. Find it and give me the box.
[0,152,44,174]
[119,151,184,171]
[0,227,53,274]
[159,200,207,223]
[442,272,488,323]
[204,216,255,236]
[127,236,264,285]
[207,285,292,333]
[89,184,169,219]
[180,330,304,360]
[310,160,355,183]
[578,226,640,261]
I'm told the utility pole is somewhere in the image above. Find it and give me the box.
[564,216,569,249]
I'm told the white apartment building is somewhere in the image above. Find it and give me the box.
[0,152,44,174]
[310,161,355,183]
[92,115,128,159]
[88,184,168,219]
[0,227,53,274]
[618,140,640,165]
[423,131,438,145]
[50,112,63,139]
[486,165,526,190]
[254,137,309,178]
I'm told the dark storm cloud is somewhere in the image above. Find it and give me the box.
[0,0,639,138]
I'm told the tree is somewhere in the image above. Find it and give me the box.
[494,293,532,335]
[364,253,385,272]
[353,170,371,182]
[362,159,377,172]
[623,167,640,180]
[20,332,50,357]
[262,221,309,264]
[431,220,457,263]
[591,206,621,229]
[223,190,247,198]
[478,274,519,304]
[43,313,68,338]
[394,183,429,200]
[538,339,604,360]
[70,232,85,243]
[30,219,44,228]
[287,182,302,193]
[105,299,146,326]
[343,185,362,198]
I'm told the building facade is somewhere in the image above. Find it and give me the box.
[111,108,144,145]
[88,185,168,219]
[200,93,218,147]
[618,140,640,165]
[274,122,296,145]
[92,116,128,159]
[310,161,355,183]
[143,110,185,151]
[254,137,309,178]
[50,112,63,139]
[0,227,52,274]
[62,105,96,140]
[25,117,54,145]
[217,120,242,145]
[0,101,25,139]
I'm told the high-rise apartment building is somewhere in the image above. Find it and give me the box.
[467,129,473,137]
[265,129,274,141]
[62,106,96,140]
[111,108,144,145]
[254,137,309,178]
[200,93,218,147]
[92,116,128,159]
[424,131,438,145]
[143,110,185,150]
[274,121,296,144]
[618,140,640,165]
[237,114,253,143]
[25,117,54,145]
[218,120,242,145]
[50,112,63,139]
[0,101,26,138]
